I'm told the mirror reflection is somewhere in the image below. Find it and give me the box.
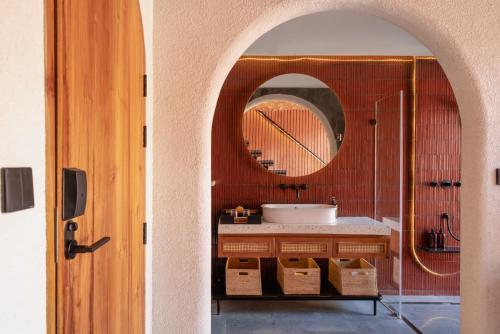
[242,74,345,177]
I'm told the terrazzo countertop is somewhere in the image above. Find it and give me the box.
[382,217,401,232]
[218,216,391,236]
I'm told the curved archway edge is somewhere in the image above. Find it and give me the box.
[153,2,500,333]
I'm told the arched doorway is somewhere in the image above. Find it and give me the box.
[153,2,495,333]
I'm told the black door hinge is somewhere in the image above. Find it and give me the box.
[54,207,59,263]
[143,74,147,97]
[143,222,147,244]
[143,125,147,148]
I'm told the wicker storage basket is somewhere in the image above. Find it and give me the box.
[277,258,320,295]
[225,258,262,295]
[328,258,378,296]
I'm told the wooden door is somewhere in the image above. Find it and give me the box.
[54,1,145,333]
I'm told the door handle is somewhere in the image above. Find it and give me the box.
[64,221,111,260]
[66,237,111,259]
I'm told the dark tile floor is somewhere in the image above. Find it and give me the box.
[212,299,460,334]
[212,300,413,334]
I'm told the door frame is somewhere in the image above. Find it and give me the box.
[45,0,57,332]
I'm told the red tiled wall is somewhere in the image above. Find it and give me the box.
[211,56,460,295]
[401,59,461,295]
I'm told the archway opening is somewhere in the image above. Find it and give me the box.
[210,10,461,333]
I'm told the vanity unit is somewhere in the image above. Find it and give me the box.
[213,216,391,315]
[218,217,390,259]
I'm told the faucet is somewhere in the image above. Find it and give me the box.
[279,183,309,199]
[290,184,308,199]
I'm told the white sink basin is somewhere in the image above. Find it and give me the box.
[261,204,337,224]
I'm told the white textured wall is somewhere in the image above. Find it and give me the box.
[0,1,46,333]
[154,1,500,333]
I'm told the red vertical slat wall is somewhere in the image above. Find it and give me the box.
[211,56,460,295]
[400,59,461,295]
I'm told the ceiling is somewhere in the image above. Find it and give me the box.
[244,11,432,56]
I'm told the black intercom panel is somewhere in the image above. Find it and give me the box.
[1,167,34,213]
[62,168,87,220]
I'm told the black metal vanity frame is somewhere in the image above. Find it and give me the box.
[212,280,381,316]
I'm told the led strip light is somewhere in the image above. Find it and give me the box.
[409,56,459,277]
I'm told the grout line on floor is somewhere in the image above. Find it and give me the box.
[381,301,423,334]
[401,315,424,334]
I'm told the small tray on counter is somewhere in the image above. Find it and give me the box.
[221,209,259,215]
[219,215,262,225]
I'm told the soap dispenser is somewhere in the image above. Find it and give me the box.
[437,228,446,249]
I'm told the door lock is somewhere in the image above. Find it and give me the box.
[64,221,111,260]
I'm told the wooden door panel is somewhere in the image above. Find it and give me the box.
[56,1,145,333]
[57,3,96,332]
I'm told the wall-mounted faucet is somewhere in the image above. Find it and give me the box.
[279,183,289,190]
[429,179,462,188]
[279,183,308,199]
[292,184,309,199]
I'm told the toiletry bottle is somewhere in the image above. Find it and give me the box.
[331,197,338,218]
[428,229,437,249]
[437,228,445,249]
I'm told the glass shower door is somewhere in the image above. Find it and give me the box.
[374,91,404,317]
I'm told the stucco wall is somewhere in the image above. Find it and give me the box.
[0,1,46,332]
[154,1,500,333]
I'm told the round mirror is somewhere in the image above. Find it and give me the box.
[242,74,345,177]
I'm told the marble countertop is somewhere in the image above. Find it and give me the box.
[218,217,391,236]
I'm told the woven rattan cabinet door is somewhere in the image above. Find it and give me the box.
[333,237,390,259]
[218,236,275,257]
[276,237,332,258]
